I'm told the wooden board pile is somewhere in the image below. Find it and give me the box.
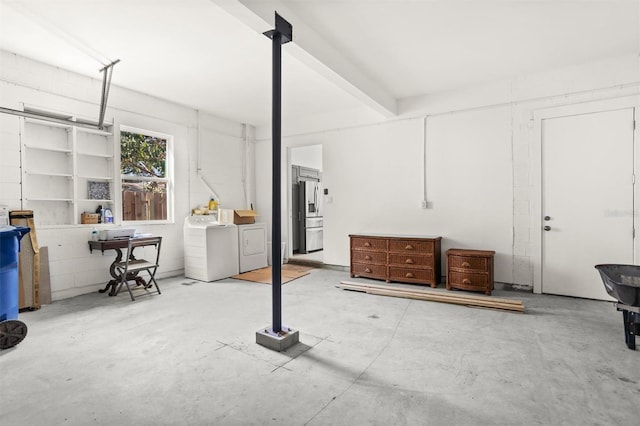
[338,281,524,313]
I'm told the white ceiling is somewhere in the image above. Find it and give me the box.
[0,0,638,126]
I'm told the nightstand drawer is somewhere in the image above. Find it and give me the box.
[389,239,434,253]
[448,255,488,272]
[448,272,489,289]
[352,251,386,264]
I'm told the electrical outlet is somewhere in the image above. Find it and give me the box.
[421,200,428,209]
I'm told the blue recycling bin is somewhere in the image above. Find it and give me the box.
[0,225,31,349]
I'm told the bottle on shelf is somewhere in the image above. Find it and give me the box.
[104,208,113,224]
[91,227,99,242]
[96,205,104,223]
[208,197,218,212]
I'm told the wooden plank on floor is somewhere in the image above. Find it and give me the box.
[340,285,524,313]
[337,281,524,313]
[339,280,524,305]
[339,284,524,312]
[338,281,524,308]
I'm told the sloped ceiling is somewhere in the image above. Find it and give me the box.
[0,0,638,126]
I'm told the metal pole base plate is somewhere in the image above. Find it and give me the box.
[256,325,299,352]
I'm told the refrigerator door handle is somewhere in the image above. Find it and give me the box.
[314,184,319,216]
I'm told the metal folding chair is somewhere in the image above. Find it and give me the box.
[114,236,162,301]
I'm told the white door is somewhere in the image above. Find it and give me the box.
[542,108,635,300]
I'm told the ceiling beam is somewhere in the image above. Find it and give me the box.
[211,0,397,117]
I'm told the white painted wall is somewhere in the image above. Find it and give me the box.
[291,144,322,171]
[192,113,254,212]
[0,51,253,300]
[255,54,640,288]
[426,107,513,282]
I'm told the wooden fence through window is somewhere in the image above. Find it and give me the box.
[122,191,167,221]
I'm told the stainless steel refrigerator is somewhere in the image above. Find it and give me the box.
[297,180,323,253]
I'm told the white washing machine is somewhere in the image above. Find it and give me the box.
[184,216,239,281]
[238,222,268,273]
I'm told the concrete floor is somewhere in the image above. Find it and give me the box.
[1,268,639,426]
[290,250,324,264]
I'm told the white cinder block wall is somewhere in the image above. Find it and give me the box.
[0,51,254,300]
[255,54,640,289]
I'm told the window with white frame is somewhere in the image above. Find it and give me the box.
[120,126,172,222]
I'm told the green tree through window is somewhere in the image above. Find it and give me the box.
[120,129,171,221]
[120,131,166,178]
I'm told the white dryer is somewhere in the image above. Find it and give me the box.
[184,216,239,281]
[238,222,268,273]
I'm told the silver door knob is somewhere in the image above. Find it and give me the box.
[544,226,551,231]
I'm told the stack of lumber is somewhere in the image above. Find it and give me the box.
[338,281,524,313]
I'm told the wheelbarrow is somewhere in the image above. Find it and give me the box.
[595,264,640,350]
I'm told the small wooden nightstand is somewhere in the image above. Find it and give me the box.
[446,249,495,295]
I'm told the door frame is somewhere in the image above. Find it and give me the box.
[286,144,324,261]
[532,96,638,295]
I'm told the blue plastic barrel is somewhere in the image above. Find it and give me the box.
[0,226,31,322]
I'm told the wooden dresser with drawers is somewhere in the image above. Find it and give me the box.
[349,234,442,287]
[446,248,495,295]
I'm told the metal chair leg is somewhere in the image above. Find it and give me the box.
[148,268,161,295]
[120,276,136,301]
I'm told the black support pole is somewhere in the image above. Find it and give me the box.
[264,13,292,334]
[271,31,283,333]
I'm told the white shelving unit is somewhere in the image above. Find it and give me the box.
[20,112,115,227]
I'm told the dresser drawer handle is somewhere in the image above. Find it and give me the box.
[461,262,471,268]
[405,244,414,250]
[364,242,371,247]
[405,272,415,278]
[405,259,414,264]
[364,255,372,260]
[365,268,372,273]
[462,278,472,284]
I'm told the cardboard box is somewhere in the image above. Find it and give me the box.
[9,210,40,310]
[81,212,100,224]
[218,209,258,225]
